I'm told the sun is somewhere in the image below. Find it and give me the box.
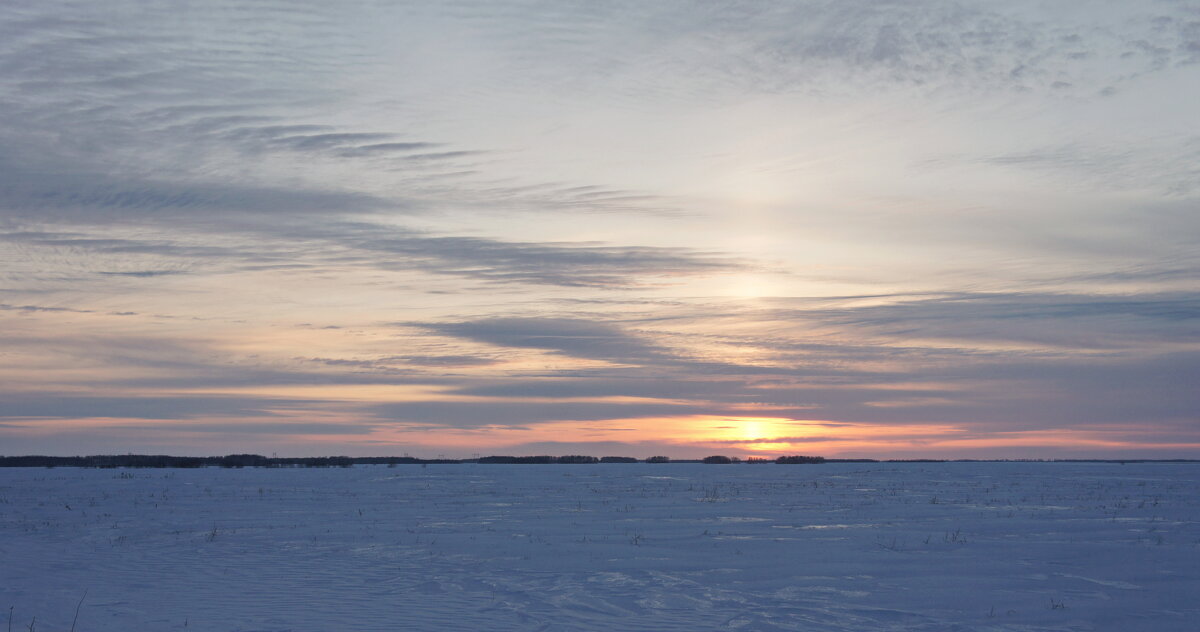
[700,416,801,451]
[737,419,769,441]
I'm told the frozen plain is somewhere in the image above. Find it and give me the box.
[2,462,1198,631]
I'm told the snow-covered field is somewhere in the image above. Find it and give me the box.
[2,462,1198,631]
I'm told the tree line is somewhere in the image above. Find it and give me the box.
[0,454,374,468]
[0,453,834,468]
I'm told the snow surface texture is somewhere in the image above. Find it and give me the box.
[2,463,1198,631]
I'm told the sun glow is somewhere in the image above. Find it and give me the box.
[706,417,795,445]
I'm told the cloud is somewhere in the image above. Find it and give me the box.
[453,378,749,400]
[369,400,706,427]
[389,355,499,368]
[0,394,322,420]
[349,230,744,287]
[0,158,391,221]
[471,440,683,458]
[0,329,445,391]
[2,223,744,289]
[337,142,444,157]
[797,291,1200,349]
[299,354,499,370]
[980,139,1200,195]
[104,422,378,436]
[453,2,1200,100]
[713,435,846,445]
[409,292,1200,433]
[426,318,672,364]
[0,303,93,314]
[0,231,240,259]
[97,270,186,278]
[263,133,396,152]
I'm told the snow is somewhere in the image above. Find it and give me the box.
[2,462,1198,631]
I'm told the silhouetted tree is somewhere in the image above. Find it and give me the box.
[557,455,599,464]
[775,455,826,464]
[478,456,517,464]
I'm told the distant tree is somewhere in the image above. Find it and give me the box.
[746,457,772,464]
[702,455,733,464]
[646,456,670,463]
[599,456,638,463]
[775,455,826,464]
[220,454,269,468]
[557,455,599,464]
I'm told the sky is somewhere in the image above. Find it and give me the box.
[1,0,1198,459]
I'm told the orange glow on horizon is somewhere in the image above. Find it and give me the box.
[6,408,1198,459]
